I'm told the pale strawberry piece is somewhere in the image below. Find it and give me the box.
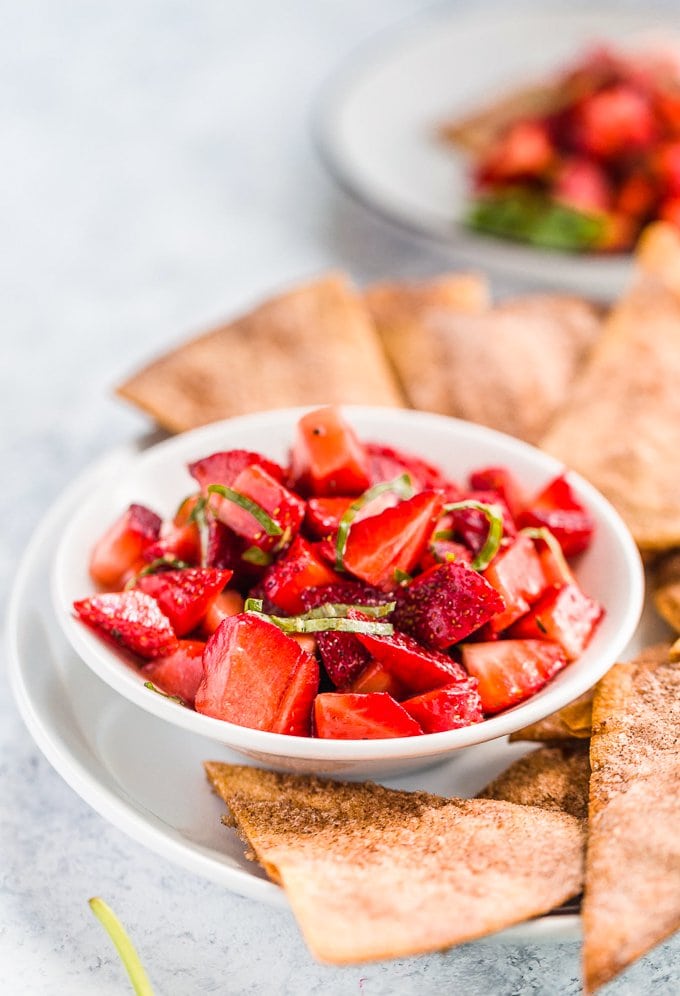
[482,534,547,633]
[141,639,205,706]
[462,639,567,714]
[314,692,423,739]
[195,614,319,735]
[89,503,162,589]
[348,660,405,698]
[290,406,371,496]
[73,590,178,659]
[201,589,245,636]
[135,567,232,636]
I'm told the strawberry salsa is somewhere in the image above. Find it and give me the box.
[73,407,603,739]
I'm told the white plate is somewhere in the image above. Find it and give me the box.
[7,442,671,941]
[50,407,643,776]
[314,4,680,298]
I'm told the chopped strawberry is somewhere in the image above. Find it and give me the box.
[342,490,444,589]
[482,534,547,632]
[290,407,371,497]
[477,119,554,183]
[314,692,423,739]
[401,680,484,732]
[655,142,680,197]
[419,536,472,573]
[304,496,353,538]
[355,629,467,694]
[89,504,162,589]
[468,466,525,520]
[366,443,461,498]
[188,449,285,491]
[461,639,567,714]
[569,85,656,160]
[141,639,205,706]
[508,583,603,660]
[615,171,657,218]
[73,590,178,659]
[204,518,265,587]
[261,535,344,614]
[300,579,393,612]
[552,157,612,214]
[658,195,680,229]
[208,464,305,554]
[195,614,318,735]
[314,631,372,689]
[393,561,504,649]
[519,474,594,557]
[135,567,232,636]
[200,588,245,635]
[348,660,405,698]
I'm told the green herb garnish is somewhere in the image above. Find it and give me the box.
[88,897,155,996]
[443,500,505,571]
[244,600,395,635]
[467,190,606,252]
[335,473,414,571]
[143,681,186,706]
[207,485,283,538]
[521,526,572,583]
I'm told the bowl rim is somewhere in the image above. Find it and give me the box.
[50,405,645,761]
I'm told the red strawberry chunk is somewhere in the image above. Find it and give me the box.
[261,535,344,614]
[468,466,525,520]
[290,406,370,496]
[204,519,266,588]
[508,583,603,660]
[447,490,517,555]
[401,680,484,732]
[188,449,285,491]
[305,497,353,538]
[366,443,462,499]
[141,639,205,706]
[89,503,162,589]
[482,534,547,632]
[355,629,467,694]
[314,692,423,739]
[135,567,232,637]
[348,660,405,698]
[343,491,444,589]
[201,589,245,636]
[209,464,305,554]
[461,639,567,714]
[393,561,504,649]
[300,580,394,611]
[569,85,656,160]
[519,474,594,557]
[315,631,372,689]
[195,614,319,735]
[73,590,178,659]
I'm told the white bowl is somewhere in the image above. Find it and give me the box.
[51,406,644,776]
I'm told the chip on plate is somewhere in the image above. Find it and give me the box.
[478,743,590,821]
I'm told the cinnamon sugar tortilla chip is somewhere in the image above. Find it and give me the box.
[366,289,601,443]
[652,550,680,633]
[205,762,583,964]
[541,223,680,551]
[509,689,594,743]
[582,648,680,992]
[478,744,590,821]
[117,274,404,433]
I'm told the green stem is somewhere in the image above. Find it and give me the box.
[88,898,155,996]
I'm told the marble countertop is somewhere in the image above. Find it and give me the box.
[2,1,679,992]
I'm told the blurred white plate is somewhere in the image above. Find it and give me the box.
[315,4,680,298]
[7,437,670,941]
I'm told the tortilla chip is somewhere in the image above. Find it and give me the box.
[478,744,590,821]
[509,689,595,743]
[582,649,680,992]
[541,224,680,551]
[367,290,601,443]
[671,637,680,662]
[205,762,584,964]
[652,550,680,633]
[117,274,405,433]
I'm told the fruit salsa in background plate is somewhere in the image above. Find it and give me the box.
[51,406,643,777]
[314,4,680,296]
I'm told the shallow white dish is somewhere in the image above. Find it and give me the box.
[314,4,680,298]
[51,406,643,776]
[7,438,670,938]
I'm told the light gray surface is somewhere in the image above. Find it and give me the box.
[1,1,679,992]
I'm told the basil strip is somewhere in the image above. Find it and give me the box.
[247,611,394,636]
[88,898,155,996]
[334,473,414,571]
[521,526,571,583]
[302,601,395,620]
[443,500,504,571]
[207,484,283,537]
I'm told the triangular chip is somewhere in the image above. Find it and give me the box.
[117,273,404,433]
[509,689,595,743]
[652,549,680,633]
[582,648,680,992]
[367,289,601,443]
[541,222,680,551]
[478,744,590,821]
[205,762,584,964]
